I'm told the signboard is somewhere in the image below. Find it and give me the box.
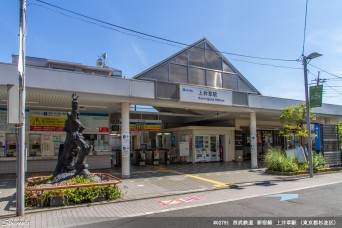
[179,85,232,105]
[130,120,161,132]
[79,114,109,133]
[179,142,190,156]
[285,146,306,163]
[30,111,109,133]
[314,123,321,151]
[310,85,323,108]
[121,132,130,158]
[30,116,65,131]
[30,111,66,132]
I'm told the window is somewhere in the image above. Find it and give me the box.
[206,45,222,70]
[141,64,169,82]
[222,73,238,90]
[189,67,205,85]
[170,64,188,83]
[206,70,222,88]
[189,43,205,68]
[170,51,188,65]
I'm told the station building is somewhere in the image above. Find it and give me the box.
[0,38,341,175]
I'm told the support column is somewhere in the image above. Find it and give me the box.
[250,112,258,169]
[121,102,130,178]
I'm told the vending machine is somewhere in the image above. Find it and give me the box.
[195,135,210,162]
[210,135,220,162]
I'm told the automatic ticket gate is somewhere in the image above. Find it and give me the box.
[131,149,146,166]
[158,149,170,165]
[145,149,159,165]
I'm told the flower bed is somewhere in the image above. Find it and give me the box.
[25,173,122,207]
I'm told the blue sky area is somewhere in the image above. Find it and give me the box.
[1,0,341,105]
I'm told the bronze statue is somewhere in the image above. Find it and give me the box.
[53,93,91,180]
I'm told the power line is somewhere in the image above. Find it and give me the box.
[324,82,342,96]
[28,3,185,50]
[30,1,300,70]
[34,0,298,62]
[229,58,301,69]
[308,63,342,80]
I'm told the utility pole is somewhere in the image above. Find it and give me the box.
[314,71,326,86]
[17,0,26,216]
[302,52,322,178]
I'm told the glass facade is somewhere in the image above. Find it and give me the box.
[138,40,258,94]
[170,64,187,83]
[189,67,205,85]
[206,70,222,88]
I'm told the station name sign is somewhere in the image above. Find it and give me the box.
[179,85,232,105]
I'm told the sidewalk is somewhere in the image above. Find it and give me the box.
[0,161,310,218]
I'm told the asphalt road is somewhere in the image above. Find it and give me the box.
[77,182,342,228]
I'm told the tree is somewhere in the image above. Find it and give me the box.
[279,102,316,138]
[338,122,342,146]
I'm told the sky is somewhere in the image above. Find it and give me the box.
[1,0,342,105]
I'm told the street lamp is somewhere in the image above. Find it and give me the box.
[302,52,322,178]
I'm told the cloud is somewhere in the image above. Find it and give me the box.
[306,29,342,54]
[131,41,149,67]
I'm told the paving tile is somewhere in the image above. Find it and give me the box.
[1,161,281,221]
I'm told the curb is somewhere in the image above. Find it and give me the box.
[2,179,279,217]
[265,167,342,176]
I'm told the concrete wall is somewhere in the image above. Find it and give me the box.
[0,63,155,99]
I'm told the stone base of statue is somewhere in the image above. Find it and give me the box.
[53,170,101,184]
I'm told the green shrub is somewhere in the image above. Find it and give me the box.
[312,153,327,170]
[25,175,122,207]
[265,148,328,173]
[264,148,299,172]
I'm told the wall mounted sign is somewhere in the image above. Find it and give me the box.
[29,111,109,133]
[179,85,232,105]
[129,119,162,132]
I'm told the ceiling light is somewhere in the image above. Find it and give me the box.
[79,104,107,109]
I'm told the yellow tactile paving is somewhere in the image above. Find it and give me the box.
[152,166,231,187]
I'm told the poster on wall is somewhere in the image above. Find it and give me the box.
[30,111,66,132]
[179,142,190,156]
[121,132,130,157]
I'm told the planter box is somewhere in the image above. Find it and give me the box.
[94,195,107,202]
[50,196,67,207]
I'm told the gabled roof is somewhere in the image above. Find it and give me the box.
[134,38,261,95]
